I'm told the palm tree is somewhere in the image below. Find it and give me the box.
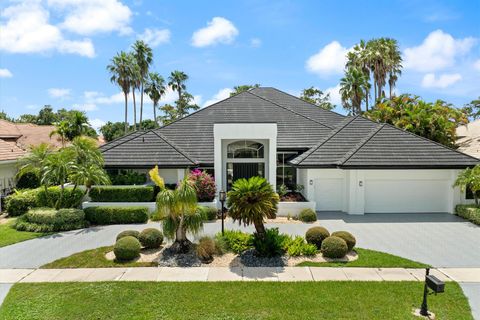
[41,150,75,209]
[340,68,369,115]
[227,176,279,240]
[454,166,480,206]
[384,38,402,99]
[129,54,141,131]
[107,51,134,134]
[16,143,52,181]
[168,70,188,104]
[49,120,70,147]
[346,40,372,110]
[144,72,166,126]
[66,111,90,141]
[132,40,153,130]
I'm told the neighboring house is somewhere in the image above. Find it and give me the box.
[100,87,479,214]
[457,119,480,159]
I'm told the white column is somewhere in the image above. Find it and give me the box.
[346,170,365,215]
[214,134,223,193]
[269,131,277,191]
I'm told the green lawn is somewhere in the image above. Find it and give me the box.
[297,248,429,268]
[41,246,157,268]
[0,282,472,320]
[0,219,47,248]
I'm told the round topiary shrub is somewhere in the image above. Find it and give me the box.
[321,236,348,259]
[114,236,141,261]
[138,228,163,249]
[116,230,140,241]
[298,209,317,222]
[305,226,330,249]
[331,231,356,251]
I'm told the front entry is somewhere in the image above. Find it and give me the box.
[226,162,265,190]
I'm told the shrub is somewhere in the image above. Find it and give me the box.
[215,230,253,254]
[188,169,216,202]
[321,236,348,259]
[37,187,84,208]
[5,189,39,216]
[298,208,317,222]
[197,206,217,221]
[196,236,217,263]
[16,172,40,189]
[283,236,317,256]
[305,226,330,249]
[139,228,163,249]
[108,170,147,185]
[331,231,356,251]
[84,206,149,225]
[114,236,141,261]
[116,230,140,241]
[253,228,286,257]
[89,186,154,202]
[14,208,87,232]
[455,205,480,225]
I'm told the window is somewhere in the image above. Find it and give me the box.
[227,140,264,159]
[277,152,297,189]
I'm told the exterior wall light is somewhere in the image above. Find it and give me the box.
[358,181,363,187]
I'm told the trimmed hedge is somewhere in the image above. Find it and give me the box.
[5,189,39,216]
[298,209,317,222]
[116,230,140,241]
[139,228,163,249]
[89,186,154,202]
[321,236,348,259]
[331,231,356,251]
[455,205,480,225]
[15,208,87,232]
[305,226,330,250]
[114,236,141,261]
[84,206,149,225]
[37,187,84,208]
[197,206,217,221]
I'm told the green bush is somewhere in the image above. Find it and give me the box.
[84,206,149,225]
[197,206,217,221]
[116,230,140,241]
[16,172,40,189]
[196,236,217,263]
[305,226,330,249]
[215,230,253,254]
[139,228,163,249]
[14,208,87,232]
[5,189,39,216]
[321,236,348,259]
[298,209,317,222]
[253,228,287,257]
[89,186,154,202]
[331,231,356,251]
[283,236,317,256]
[108,170,147,185]
[455,205,480,225]
[37,187,84,208]
[114,236,141,261]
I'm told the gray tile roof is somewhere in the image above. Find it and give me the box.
[101,87,479,169]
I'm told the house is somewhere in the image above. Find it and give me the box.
[100,87,479,214]
[457,119,480,159]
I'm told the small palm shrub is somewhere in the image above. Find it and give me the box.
[253,228,286,257]
[114,236,141,261]
[321,236,348,259]
[298,209,317,222]
[139,228,163,249]
[305,226,330,249]
[196,236,217,263]
[188,169,216,202]
[331,231,356,251]
[197,206,218,221]
[215,230,253,254]
[116,230,140,241]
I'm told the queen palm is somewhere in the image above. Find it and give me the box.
[454,166,480,206]
[66,111,90,141]
[340,68,369,115]
[107,51,135,134]
[16,143,52,181]
[227,176,279,239]
[132,40,153,130]
[144,72,166,126]
[49,120,70,147]
[41,150,75,209]
[129,56,141,131]
[168,70,188,103]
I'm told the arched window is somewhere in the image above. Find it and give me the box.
[227,140,264,159]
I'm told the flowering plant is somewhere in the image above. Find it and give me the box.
[188,169,216,202]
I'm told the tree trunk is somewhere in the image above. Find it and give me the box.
[132,90,137,131]
[171,216,192,253]
[374,82,377,103]
[139,82,144,130]
[475,194,479,207]
[124,93,128,134]
[153,102,157,127]
[365,90,369,111]
[56,184,65,210]
[389,84,393,99]
[253,219,266,239]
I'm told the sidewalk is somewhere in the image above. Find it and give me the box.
[0,267,479,283]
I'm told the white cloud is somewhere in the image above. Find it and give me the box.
[421,73,462,88]
[324,85,342,106]
[474,59,480,71]
[306,41,349,76]
[203,88,233,107]
[0,1,95,57]
[89,118,106,130]
[191,17,238,47]
[0,69,13,78]
[72,103,97,111]
[250,38,262,48]
[48,0,133,35]
[138,28,170,47]
[48,88,71,98]
[404,30,476,72]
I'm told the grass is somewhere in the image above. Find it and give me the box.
[0,218,47,248]
[297,248,429,268]
[41,246,157,268]
[0,282,472,320]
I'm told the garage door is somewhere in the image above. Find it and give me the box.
[364,179,449,213]
[314,178,343,211]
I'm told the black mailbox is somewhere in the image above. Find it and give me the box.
[426,275,445,293]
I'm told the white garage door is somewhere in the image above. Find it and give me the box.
[314,178,343,211]
[364,179,450,213]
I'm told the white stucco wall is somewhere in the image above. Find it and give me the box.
[136,168,186,184]
[0,160,17,192]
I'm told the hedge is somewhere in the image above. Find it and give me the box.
[84,206,149,225]
[89,186,154,202]
[455,205,480,225]
[5,189,39,216]
[15,208,87,232]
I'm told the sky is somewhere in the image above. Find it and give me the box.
[0,0,479,130]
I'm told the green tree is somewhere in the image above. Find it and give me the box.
[364,94,468,147]
[17,114,38,123]
[454,166,480,206]
[41,150,75,209]
[100,122,126,142]
[229,84,261,96]
[49,121,70,147]
[132,40,153,130]
[144,72,166,126]
[65,111,90,141]
[300,87,335,110]
[0,110,13,121]
[227,176,279,239]
[16,143,53,181]
[463,97,480,120]
[36,105,58,125]
[166,71,199,122]
[340,68,369,115]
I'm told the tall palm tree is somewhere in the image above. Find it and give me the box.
[144,72,166,126]
[340,68,369,115]
[346,40,372,110]
[66,111,90,141]
[49,120,70,147]
[384,38,402,99]
[129,54,141,131]
[107,51,134,134]
[132,40,153,130]
[16,143,52,180]
[168,70,188,105]
[41,150,75,209]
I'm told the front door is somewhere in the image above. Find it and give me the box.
[227,162,265,190]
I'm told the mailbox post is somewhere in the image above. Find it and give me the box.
[417,268,445,318]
